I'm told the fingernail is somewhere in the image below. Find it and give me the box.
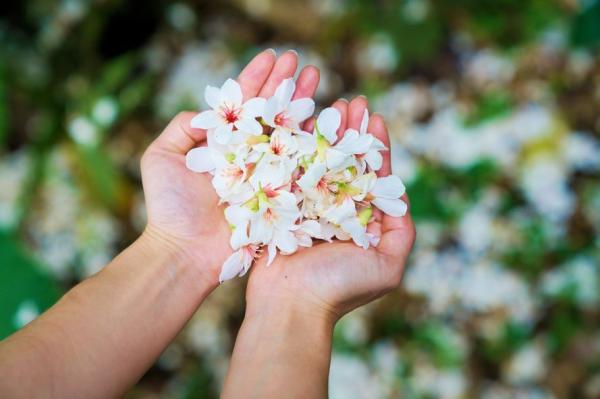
[287,49,299,57]
[265,48,276,56]
[357,95,367,100]
[339,98,349,103]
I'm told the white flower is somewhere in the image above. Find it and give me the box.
[263,78,315,131]
[191,78,266,144]
[219,244,261,283]
[327,110,386,172]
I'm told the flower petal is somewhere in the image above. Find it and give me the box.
[220,78,243,107]
[274,229,298,254]
[324,197,356,224]
[316,107,341,144]
[185,147,215,173]
[214,124,234,144]
[359,109,369,135]
[372,197,408,217]
[335,129,373,154]
[275,78,295,106]
[235,117,263,135]
[371,175,406,199]
[297,161,326,191]
[364,149,383,171]
[341,218,369,249]
[326,148,350,170]
[242,97,266,118]
[205,85,221,109]
[191,110,220,129]
[287,98,315,124]
[267,241,277,266]
[219,250,245,283]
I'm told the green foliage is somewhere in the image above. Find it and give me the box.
[0,232,62,339]
[571,0,600,49]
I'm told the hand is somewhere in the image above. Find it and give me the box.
[140,49,320,283]
[246,96,416,323]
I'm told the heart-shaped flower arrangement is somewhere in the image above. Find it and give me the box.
[186,78,407,282]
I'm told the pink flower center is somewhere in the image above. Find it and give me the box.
[274,112,288,127]
[222,106,240,124]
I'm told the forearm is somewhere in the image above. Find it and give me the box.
[222,301,335,399]
[0,230,216,399]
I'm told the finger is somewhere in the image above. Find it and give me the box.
[347,96,368,132]
[368,113,391,177]
[258,50,299,97]
[238,49,277,100]
[292,65,320,100]
[153,111,207,154]
[331,98,349,136]
[378,196,416,262]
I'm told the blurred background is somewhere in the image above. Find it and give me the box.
[1,0,600,398]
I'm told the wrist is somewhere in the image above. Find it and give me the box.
[136,225,219,291]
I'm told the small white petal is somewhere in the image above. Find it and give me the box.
[275,78,295,106]
[219,250,245,283]
[287,98,315,124]
[220,78,243,107]
[230,221,249,250]
[300,219,321,237]
[242,97,266,118]
[324,197,356,225]
[316,107,341,144]
[341,218,369,249]
[205,86,221,109]
[267,241,277,266]
[335,129,373,154]
[235,118,263,135]
[359,109,369,135]
[371,175,406,199]
[185,147,215,172]
[262,97,279,126]
[295,131,317,155]
[214,124,234,144]
[325,148,350,170]
[190,110,220,129]
[297,161,326,191]
[364,150,383,171]
[274,229,298,254]
[373,197,408,217]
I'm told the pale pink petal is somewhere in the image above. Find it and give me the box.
[185,147,215,172]
[371,175,406,199]
[372,197,408,217]
[300,219,321,237]
[191,110,220,129]
[220,78,243,107]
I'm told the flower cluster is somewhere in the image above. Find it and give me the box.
[185,78,407,282]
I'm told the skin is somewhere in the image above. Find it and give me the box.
[222,94,416,398]
[0,49,323,399]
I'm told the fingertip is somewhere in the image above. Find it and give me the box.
[348,96,369,129]
[293,65,320,99]
[331,98,349,136]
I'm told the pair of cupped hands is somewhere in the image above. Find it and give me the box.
[142,49,416,323]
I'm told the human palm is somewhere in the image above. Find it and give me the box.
[247,98,416,320]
